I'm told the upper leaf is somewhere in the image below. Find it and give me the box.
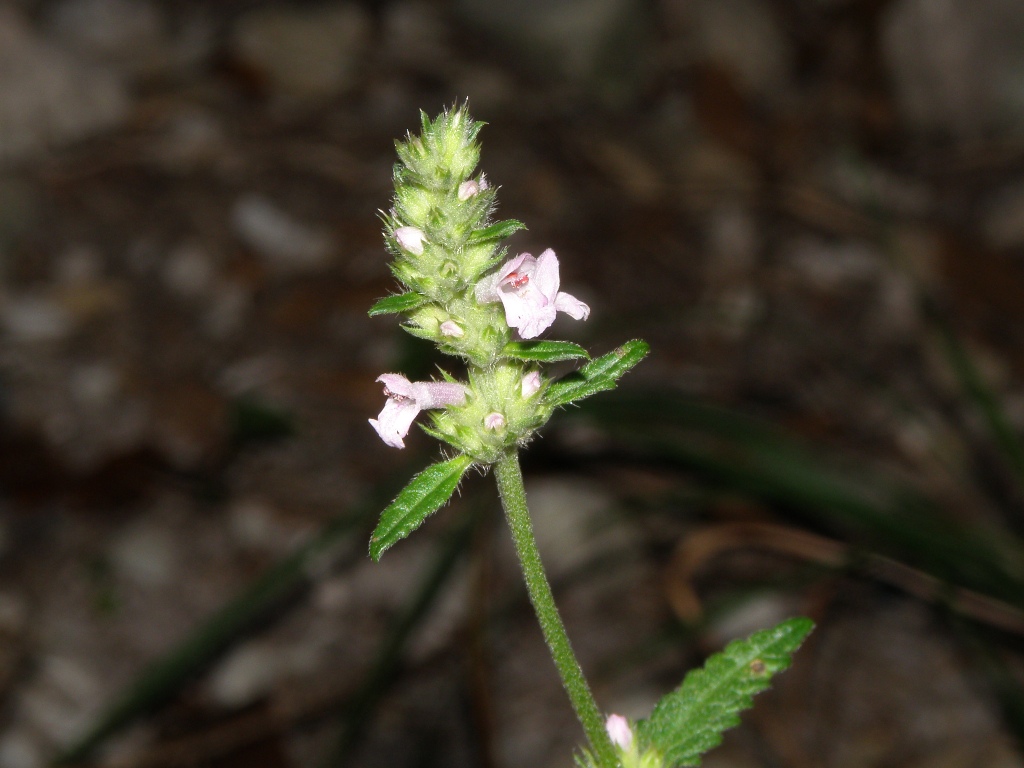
[468,219,526,244]
[545,340,650,407]
[369,292,425,317]
[637,617,814,767]
[369,454,474,560]
[504,340,590,363]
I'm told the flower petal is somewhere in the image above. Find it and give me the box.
[411,381,467,409]
[532,248,561,298]
[475,272,500,304]
[376,373,415,398]
[369,396,420,449]
[501,290,556,339]
[554,291,590,321]
[497,252,530,283]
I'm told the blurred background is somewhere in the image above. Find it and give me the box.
[3,0,1024,766]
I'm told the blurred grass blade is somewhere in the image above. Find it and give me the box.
[322,505,479,768]
[926,296,1024,485]
[575,391,1024,609]
[57,464,418,764]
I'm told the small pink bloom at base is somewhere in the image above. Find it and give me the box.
[475,249,590,339]
[521,371,542,397]
[369,373,466,449]
[440,320,465,337]
[395,226,427,255]
[484,412,505,430]
[605,714,633,751]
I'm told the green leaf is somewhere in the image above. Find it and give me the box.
[468,219,526,244]
[545,339,649,407]
[369,454,474,560]
[369,292,424,317]
[638,617,814,767]
[504,340,590,363]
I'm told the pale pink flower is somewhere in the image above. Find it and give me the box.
[394,226,427,255]
[521,371,542,397]
[484,412,505,430]
[440,320,465,337]
[369,374,466,449]
[476,249,590,339]
[605,714,633,751]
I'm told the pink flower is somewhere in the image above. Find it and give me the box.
[484,412,505,430]
[605,714,633,751]
[476,249,590,339]
[440,320,464,337]
[369,374,466,449]
[394,226,427,255]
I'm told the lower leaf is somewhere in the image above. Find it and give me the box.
[369,454,474,560]
[637,617,814,767]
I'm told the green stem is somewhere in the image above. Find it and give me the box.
[494,452,617,768]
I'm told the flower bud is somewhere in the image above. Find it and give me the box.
[458,179,480,201]
[521,371,542,397]
[605,714,633,751]
[484,412,505,430]
[440,320,465,337]
[395,226,427,255]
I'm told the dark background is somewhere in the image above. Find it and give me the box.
[3,0,1024,766]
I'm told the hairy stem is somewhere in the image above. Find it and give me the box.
[494,452,617,767]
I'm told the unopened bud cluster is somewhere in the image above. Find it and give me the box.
[369,106,590,464]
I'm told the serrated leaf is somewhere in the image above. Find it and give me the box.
[369,292,425,317]
[369,454,474,560]
[504,340,590,363]
[468,219,526,244]
[638,617,814,767]
[545,339,649,407]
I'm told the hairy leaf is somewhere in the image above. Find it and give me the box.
[369,454,474,560]
[369,292,425,317]
[504,340,590,363]
[468,219,526,244]
[546,340,650,407]
[638,617,814,767]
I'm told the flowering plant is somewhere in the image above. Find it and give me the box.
[368,106,812,768]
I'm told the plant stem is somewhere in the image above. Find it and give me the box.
[494,452,617,768]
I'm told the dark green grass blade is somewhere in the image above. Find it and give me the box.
[56,464,421,764]
[575,390,1024,609]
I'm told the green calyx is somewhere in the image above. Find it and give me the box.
[402,297,508,367]
[424,363,551,465]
